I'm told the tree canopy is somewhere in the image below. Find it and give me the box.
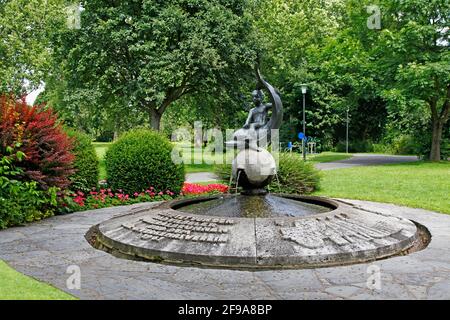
[55,0,259,131]
[2,0,449,160]
[0,0,66,95]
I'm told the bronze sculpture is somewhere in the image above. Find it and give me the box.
[226,68,283,151]
[226,68,283,194]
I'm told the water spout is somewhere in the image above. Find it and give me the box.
[235,170,241,195]
[275,173,282,193]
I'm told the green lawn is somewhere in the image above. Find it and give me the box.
[176,144,238,174]
[0,261,75,300]
[314,161,450,214]
[308,152,353,163]
[95,141,353,175]
[183,149,352,173]
[94,142,230,175]
[93,142,111,180]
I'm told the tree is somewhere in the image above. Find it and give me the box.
[0,0,66,95]
[58,0,258,130]
[372,0,450,160]
[253,0,348,146]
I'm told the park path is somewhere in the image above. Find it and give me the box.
[0,199,449,300]
[185,154,419,182]
[185,172,219,183]
[315,154,419,171]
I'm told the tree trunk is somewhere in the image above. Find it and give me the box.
[430,118,443,161]
[149,108,162,131]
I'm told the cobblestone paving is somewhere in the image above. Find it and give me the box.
[1,200,449,300]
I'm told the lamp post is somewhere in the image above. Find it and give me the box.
[346,107,349,154]
[300,84,308,161]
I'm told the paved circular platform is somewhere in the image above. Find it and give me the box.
[1,199,449,299]
[93,195,421,269]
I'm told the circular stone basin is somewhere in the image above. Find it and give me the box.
[175,194,334,218]
[90,194,422,269]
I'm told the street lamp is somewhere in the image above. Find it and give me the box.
[346,107,350,154]
[300,84,308,161]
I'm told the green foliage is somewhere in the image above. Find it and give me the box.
[0,0,66,94]
[385,135,417,155]
[105,129,185,194]
[51,0,259,131]
[335,140,374,153]
[66,129,100,192]
[215,152,321,195]
[274,153,321,194]
[0,150,57,229]
[372,0,450,160]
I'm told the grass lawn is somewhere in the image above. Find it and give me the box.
[185,163,215,173]
[0,261,75,300]
[184,150,353,173]
[308,152,352,163]
[94,140,353,175]
[93,142,111,180]
[177,145,237,174]
[314,161,450,214]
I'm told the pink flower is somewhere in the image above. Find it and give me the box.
[73,195,85,207]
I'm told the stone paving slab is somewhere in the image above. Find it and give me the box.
[1,200,449,300]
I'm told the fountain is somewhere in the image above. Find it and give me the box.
[88,70,427,269]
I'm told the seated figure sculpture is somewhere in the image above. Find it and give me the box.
[243,89,272,131]
[225,68,283,193]
[226,89,272,151]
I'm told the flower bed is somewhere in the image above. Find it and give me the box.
[58,187,175,214]
[58,183,229,214]
[181,183,229,195]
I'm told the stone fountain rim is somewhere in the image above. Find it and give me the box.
[90,194,425,270]
[164,193,340,219]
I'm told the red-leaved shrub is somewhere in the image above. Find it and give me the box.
[0,95,75,189]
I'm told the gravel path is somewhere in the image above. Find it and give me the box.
[1,199,449,300]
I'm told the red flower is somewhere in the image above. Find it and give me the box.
[181,183,229,195]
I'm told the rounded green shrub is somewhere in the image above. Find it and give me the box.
[105,129,185,194]
[214,152,321,194]
[274,153,321,194]
[66,129,99,191]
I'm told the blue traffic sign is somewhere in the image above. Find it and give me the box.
[298,132,305,140]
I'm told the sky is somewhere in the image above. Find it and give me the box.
[24,83,45,105]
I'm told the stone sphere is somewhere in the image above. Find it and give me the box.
[232,148,277,189]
